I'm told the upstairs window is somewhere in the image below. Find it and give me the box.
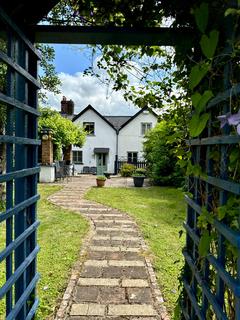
[83,122,95,135]
[141,122,152,135]
[128,152,138,163]
[72,151,83,164]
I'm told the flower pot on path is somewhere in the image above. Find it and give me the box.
[132,175,145,187]
[96,175,106,187]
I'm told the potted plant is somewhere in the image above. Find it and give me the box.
[132,168,146,187]
[96,175,107,187]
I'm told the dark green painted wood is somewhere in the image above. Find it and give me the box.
[34,25,194,46]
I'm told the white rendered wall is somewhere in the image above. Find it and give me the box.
[73,109,117,173]
[118,111,158,160]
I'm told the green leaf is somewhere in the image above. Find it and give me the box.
[217,206,227,220]
[189,112,210,137]
[191,92,201,109]
[197,90,214,113]
[189,63,210,90]
[192,90,213,113]
[225,8,240,16]
[200,30,219,59]
[194,3,209,33]
[230,148,240,164]
[199,230,211,257]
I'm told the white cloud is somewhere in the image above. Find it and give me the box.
[42,71,139,116]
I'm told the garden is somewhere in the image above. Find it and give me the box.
[0,185,88,319]
[0,0,240,319]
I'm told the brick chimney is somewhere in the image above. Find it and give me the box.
[61,96,74,115]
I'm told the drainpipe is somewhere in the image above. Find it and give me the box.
[114,130,119,175]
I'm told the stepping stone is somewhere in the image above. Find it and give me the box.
[122,279,149,288]
[90,246,140,253]
[70,303,106,316]
[108,260,145,267]
[49,178,164,320]
[78,278,119,286]
[108,304,157,316]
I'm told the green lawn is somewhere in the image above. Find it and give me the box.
[0,184,89,320]
[86,186,186,317]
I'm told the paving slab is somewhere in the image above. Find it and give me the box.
[49,176,168,320]
[108,304,157,316]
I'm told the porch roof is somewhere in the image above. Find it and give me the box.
[94,148,109,154]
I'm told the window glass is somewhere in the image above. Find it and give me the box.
[72,151,83,163]
[141,122,152,135]
[127,152,138,163]
[83,122,95,135]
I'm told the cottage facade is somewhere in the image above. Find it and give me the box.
[60,98,158,174]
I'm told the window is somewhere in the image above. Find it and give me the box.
[83,122,95,135]
[72,151,83,164]
[141,122,152,135]
[128,152,138,163]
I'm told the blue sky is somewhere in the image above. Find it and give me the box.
[51,44,92,74]
[44,44,138,115]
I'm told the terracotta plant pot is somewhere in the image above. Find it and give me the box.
[96,179,106,187]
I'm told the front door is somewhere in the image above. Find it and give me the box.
[96,153,107,175]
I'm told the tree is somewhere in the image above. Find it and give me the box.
[38,107,86,159]
[37,44,62,102]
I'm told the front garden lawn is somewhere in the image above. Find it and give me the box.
[0,184,89,320]
[86,186,186,317]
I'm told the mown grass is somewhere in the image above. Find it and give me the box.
[86,186,186,317]
[0,184,89,320]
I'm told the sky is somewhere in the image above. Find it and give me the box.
[43,44,139,116]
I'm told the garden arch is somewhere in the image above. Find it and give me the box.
[0,1,240,319]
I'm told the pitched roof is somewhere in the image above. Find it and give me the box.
[104,116,131,130]
[72,104,158,131]
[72,105,117,131]
[118,106,158,130]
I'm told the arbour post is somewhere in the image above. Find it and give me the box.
[183,6,240,319]
[0,6,41,319]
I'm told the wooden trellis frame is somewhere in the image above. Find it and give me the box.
[0,8,41,319]
[182,86,240,319]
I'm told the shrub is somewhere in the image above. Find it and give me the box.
[120,163,135,177]
[96,175,106,181]
[135,168,147,176]
[143,121,184,187]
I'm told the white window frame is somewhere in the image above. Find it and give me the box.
[141,122,152,135]
[72,150,83,164]
[83,122,95,135]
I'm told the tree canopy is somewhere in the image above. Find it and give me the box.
[38,107,86,159]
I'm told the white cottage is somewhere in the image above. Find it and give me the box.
[60,98,158,175]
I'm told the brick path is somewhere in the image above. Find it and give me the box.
[49,176,169,320]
